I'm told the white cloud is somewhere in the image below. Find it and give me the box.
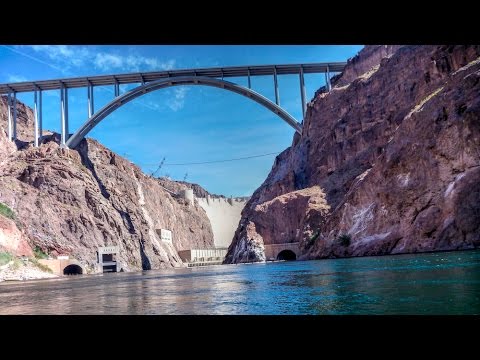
[31,45,73,58]
[28,45,90,68]
[2,45,66,73]
[142,100,162,111]
[94,53,124,71]
[167,87,188,111]
[6,74,27,82]
[158,59,176,71]
[94,53,175,72]
[22,45,176,74]
[4,45,180,113]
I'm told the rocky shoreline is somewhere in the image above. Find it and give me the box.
[0,259,57,282]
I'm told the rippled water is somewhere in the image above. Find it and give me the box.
[0,250,479,314]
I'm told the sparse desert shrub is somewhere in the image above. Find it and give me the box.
[33,246,49,259]
[0,252,13,266]
[0,202,14,220]
[306,230,320,248]
[30,257,53,273]
[337,233,351,247]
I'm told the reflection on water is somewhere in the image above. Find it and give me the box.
[0,250,479,315]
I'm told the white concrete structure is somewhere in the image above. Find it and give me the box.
[179,189,194,205]
[159,229,172,243]
[178,248,228,263]
[197,196,248,248]
[97,246,120,273]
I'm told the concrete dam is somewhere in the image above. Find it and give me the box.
[196,195,248,248]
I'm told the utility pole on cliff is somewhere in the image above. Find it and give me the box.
[151,157,166,178]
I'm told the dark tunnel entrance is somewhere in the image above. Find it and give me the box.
[63,264,83,275]
[277,250,297,261]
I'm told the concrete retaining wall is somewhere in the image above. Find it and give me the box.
[38,259,84,275]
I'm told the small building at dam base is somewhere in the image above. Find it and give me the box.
[178,248,228,267]
[168,191,249,267]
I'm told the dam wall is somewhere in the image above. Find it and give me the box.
[197,196,248,248]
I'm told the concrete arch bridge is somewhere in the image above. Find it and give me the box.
[0,62,346,148]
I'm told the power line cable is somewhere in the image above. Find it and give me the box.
[151,157,166,177]
[163,151,281,166]
[139,151,282,167]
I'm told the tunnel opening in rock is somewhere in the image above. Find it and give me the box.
[277,250,296,261]
[63,264,83,275]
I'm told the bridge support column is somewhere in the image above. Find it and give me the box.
[247,69,251,89]
[299,67,306,119]
[33,90,39,147]
[7,92,12,141]
[325,65,332,91]
[60,84,69,146]
[114,79,119,97]
[273,67,280,105]
[12,92,17,141]
[87,82,94,118]
[39,90,43,143]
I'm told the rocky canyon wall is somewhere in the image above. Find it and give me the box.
[0,97,214,272]
[225,45,480,263]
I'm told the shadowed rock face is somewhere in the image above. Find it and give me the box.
[225,45,480,263]
[0,98,214,272]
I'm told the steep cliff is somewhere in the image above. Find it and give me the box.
[0,214,33,257]
[156,177,219,198]
[0,98,214,272]
[225,45,480,263]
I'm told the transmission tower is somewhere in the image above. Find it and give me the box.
[151,157,166,177]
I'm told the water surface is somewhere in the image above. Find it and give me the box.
[0,250,479,314]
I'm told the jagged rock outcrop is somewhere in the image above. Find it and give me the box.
[0,126,15,164]
[226,45,480,263]
[0,214,33,257]
[0,96,36,144]
[224,186,329,263]
[0,98,214,272]
[156,177,219,198]
[156,177,249,201]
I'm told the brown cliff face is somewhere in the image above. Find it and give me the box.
[156,177,250,202]
[157,177,216,198]
[225,45,480,263]
[0,214,33,257]
[225,186,329,263]
[0,98,214,272]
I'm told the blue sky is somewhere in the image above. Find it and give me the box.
[0,45,363,196]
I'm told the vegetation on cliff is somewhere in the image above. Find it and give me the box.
[0,202,14,220]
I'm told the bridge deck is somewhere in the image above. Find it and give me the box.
[0,62,346,93]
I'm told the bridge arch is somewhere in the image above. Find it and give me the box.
[66,76,302,148]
